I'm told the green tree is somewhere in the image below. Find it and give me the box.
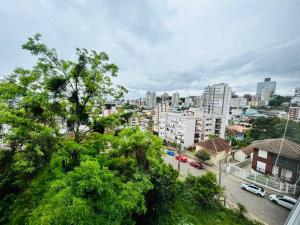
[0,34,127,223]
[185,172,223,208]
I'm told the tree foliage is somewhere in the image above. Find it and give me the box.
[196,150,211,161]
[0,34,259,225]
[248,117,300,144]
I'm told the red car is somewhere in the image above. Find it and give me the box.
[175,155,188,162]
[189,161,204,169]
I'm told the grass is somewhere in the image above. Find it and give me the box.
[156,197,262,225]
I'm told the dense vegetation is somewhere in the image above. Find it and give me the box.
[0,35,260,225]
[268,95,291,107]
[248,117,300,144]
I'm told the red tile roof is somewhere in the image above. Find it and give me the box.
[197,137,231,155]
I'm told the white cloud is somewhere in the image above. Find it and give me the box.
[0,0,300,98]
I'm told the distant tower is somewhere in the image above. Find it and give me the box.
[146,91,156,109]
[172,92,179,107]
[256,78,276,100]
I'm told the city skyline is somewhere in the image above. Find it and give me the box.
[1,1,300,99]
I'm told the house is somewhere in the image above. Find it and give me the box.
[196,137,231,165]
[234,145,253,162]
[251,138,300,183]
[227,125,248,141]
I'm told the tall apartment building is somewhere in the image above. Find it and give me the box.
[230,96,247,108]
[172,92,179,107]
[256,78,276,100]
[152,102,170,133]
[289,107,300,122]
[158,109,227,148]
[195,96,203,108]
[203,83,232,117]
[146,91,156,109]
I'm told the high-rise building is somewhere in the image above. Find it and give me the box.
[152,102,170,133]
[203,83,232,117]
[195,96,203,108]
[146,91,156,109]
[172,92,179,107]
[256,78,276,100]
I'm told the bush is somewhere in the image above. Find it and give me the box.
[196,150,211,161]
[236,202,247,217]
[185,172,223,209]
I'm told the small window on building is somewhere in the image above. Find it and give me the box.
[258,150,268,159]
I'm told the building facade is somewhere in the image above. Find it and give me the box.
[230,96,247,108]
[256,78,276,101]
[203,83,231,118]
[158,109,227,148]
[290,107,300,122]
[146,91,156,109]
[291,87,300,106]
[251,138,300,184]
[172,92,179,107]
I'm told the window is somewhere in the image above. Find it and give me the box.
[258,150,268,158]
[281,169,293,181]
[257,161,266,173]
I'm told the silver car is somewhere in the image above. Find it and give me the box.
[269,194,297,210]
[240,183,265,197]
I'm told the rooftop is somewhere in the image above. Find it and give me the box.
[252,138,300,159]
[197,137,231,155]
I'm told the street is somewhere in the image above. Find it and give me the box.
[162,154,290,225]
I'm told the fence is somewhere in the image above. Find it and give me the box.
[225,163,299,195]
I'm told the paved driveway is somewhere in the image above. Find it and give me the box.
[162,154,290,225]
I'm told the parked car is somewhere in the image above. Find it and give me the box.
[269,194,297,210]
[175,155,188,162]
[240,183,265,197]
[189,161,204,169]
[166,150,175,156]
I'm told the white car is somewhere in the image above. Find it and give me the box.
[269,194,297,210]
[240,183,265,197]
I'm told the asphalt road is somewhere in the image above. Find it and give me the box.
[162,154,290,225]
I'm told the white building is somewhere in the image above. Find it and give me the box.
[146,91,156,109]
[153,102,170,133]
[256,78,276,100]
[158,109,227,148]
[291,87,300,106]
[203,83,231,118]
[195,96,203,108]
[230,96,247,108]
[172,92,179,107]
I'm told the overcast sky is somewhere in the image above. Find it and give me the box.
[1,0,300,98]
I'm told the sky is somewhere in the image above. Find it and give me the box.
[1,0,300,99]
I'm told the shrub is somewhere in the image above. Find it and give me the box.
[196,150,211,161]
[236,202,247,217]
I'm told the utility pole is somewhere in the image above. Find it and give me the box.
[218,160,222,185]
[177,134,183,173]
